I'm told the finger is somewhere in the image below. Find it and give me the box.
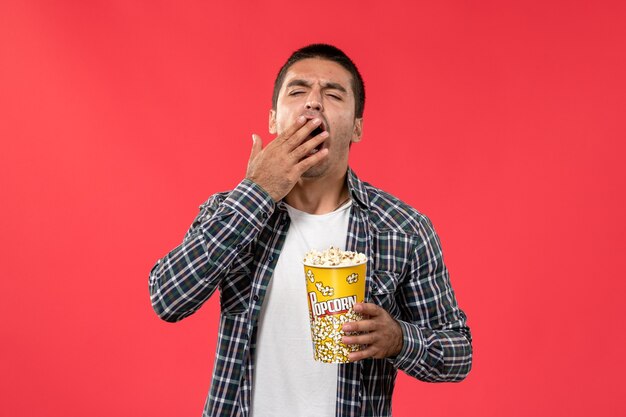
[348,346,379,362]
[249,134,263,162]
[283,117,324,151]
[295,147,328,173]
[292,130,329,161]
[342,318,378,334]
[343,332,376,346]
[274,115,308,144]
[353,302,383,317]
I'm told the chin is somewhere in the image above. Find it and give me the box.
[301,164,328,178]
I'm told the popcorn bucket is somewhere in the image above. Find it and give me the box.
[303,261,367,363]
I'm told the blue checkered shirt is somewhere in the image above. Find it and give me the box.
[149,168,472,417]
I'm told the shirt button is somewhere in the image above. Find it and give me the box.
[268,256,274,262]
[262,212,268,219]
[236,244,242,250]
[253,294,259,301]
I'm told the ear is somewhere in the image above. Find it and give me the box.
[269,109,277,134]
[351,118,363,143]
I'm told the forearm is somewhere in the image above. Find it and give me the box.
[149,234,223,322]
[394,317,472,382]
[149,179,274,322]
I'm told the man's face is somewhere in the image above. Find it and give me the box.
[270,58,363,179]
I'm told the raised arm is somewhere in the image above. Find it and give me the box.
[149,179,274,322]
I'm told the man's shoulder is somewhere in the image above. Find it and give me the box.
[359,180,432,235]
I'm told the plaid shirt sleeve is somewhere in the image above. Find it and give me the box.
[149,179,275,322]
[391,215,472,382]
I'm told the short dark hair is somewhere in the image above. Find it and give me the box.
[272,44,365,118]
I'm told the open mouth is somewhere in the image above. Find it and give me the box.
[308,125,326,155]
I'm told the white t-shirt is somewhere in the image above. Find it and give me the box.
[251,201,352,417]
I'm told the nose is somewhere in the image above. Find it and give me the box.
[305,89,324,112]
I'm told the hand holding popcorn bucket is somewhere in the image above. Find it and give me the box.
[303,247,367,363]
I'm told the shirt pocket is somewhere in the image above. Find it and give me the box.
[369,270,401,319]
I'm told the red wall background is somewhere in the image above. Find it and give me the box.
[2,1,625,416]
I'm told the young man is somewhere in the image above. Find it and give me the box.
[150,44,472,417]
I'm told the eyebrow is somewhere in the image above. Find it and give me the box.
[285,79,347,93]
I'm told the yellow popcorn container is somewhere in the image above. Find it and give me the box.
[303,261,367,363]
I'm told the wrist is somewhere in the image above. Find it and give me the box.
[391,320,404,356]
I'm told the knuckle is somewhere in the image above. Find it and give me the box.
[296,146,309,159]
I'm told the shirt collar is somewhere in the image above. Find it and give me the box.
[346,167,370,210]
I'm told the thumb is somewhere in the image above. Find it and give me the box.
[247,134,263,174]
[249,134,262,160]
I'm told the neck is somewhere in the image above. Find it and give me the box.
[284,171,350,215]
